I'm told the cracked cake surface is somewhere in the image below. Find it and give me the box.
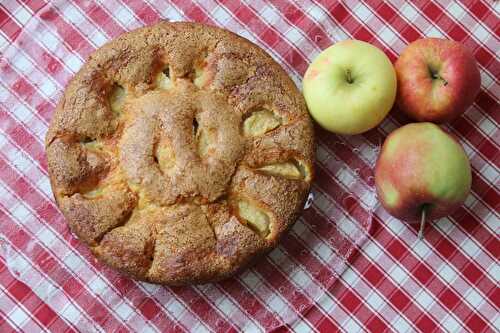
[45,21,314,285]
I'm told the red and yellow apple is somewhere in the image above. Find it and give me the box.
[303,40,397,135]
[375,123,471,236]
[395,38,481,123]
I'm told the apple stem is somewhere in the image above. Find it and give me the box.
[418,206,427,239]
[429,67,448,86]
[439,75,448,86]
[345,69,354,84]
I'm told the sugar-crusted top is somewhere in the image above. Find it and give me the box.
[46,22,314,285]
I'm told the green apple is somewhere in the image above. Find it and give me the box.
[375,122,472,237]
[303,40,397,135]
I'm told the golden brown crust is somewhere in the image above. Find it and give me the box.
[46,22,314,285]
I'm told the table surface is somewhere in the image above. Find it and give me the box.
[0,1,498,332]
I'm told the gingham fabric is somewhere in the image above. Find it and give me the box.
[0,1,498,332]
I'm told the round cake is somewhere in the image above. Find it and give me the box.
[45,22,314,285]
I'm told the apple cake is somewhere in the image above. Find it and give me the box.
[45,22,314,285]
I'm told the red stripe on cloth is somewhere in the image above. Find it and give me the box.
[253,220,363,327]
[450,207,499,259]
[0,264,76,333]
[415,313,439,332]
[360,242,467,318]
[337,270,437,331]
[122,0,161,26]
[468,2,499,33]
[3,70,58,122]
[16,0,48,14]
[371,220,495,329]
[6,27,76,84]
[136,297,162,321]
[0,108,48,168]
[315,166,372,224]
[98,275,181,331]
[0,309,22,333]
[169,285,238,332]
[72,0,127,38]
[431,234,497,308]
[338,288,364,313]
[452,117,500,169]
[340,250,438,330]
[465,313,490,333]
[122,290,176,331]
[231,0,311,74]
[37,6,95,58]
[475,91,500,123]
[282,231,343,285]
[147,307,186,333]
[171,1,213,24]
[251,260,322,329]
[359,222,490,330]
[0,6,22,42]
[302,206,358,260]
[305,306,341,332]
[0,220,129,331]
[271,325,292,333]
[429,1,498,57]
[217,278,282,329]
[366,315,390,332]
[326,2,350,25]
[33,303,75,332]
[238,1,319,72]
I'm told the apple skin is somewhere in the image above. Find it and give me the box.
[395,38,481,123]
[375,122,471,222]
[303,40,397,135]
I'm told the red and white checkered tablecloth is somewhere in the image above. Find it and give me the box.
[0,0,498,332]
